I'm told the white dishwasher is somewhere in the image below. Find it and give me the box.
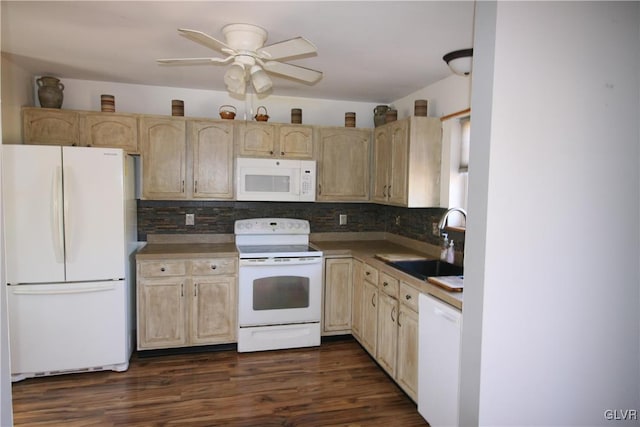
[418,293,463,427]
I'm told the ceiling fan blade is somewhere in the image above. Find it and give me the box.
[257,37,317,60]
[262,61,323,84]
[177,28,233,53]
[157,57,233,65]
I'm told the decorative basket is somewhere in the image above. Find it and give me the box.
[254,106,269,122]
[219,105,236,120]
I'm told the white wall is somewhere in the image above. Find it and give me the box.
[40,78,381,129]
[461,2,640,425]
[1,54,33,144]
[393,74,471,119]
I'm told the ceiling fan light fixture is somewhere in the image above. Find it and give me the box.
[443,48,473,76]
[250,65,272,93]
[224,62,246,92]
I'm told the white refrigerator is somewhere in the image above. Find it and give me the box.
[2,145,137,381]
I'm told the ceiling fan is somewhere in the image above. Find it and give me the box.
[157,23,323,95]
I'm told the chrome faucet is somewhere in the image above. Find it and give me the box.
[438,207,467,234]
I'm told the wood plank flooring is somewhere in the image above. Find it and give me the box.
[11,337,428,426]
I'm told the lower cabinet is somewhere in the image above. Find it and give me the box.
[323,257,353,335]
[350,259,420,402]
[397,282,420,401]
[137,256,237,350]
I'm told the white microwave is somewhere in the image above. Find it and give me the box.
[236,157,316,202]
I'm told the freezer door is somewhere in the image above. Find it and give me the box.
[7,281,129,378]
[63,147,126,281]
[2,145,66,284]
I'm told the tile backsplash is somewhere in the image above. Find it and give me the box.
[137,200,450,246]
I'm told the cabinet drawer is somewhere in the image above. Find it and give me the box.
[139,261,187,278]
[363,264,379,284]
[191,258,237,276]
[379,271,399,298]
[399,282,419,312]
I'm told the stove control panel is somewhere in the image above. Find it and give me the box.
[234,218,310,235]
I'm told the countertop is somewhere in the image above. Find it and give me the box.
[135,242,238,260]
[134,234,463,310]
[310,238,463,310]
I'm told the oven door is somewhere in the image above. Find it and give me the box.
[238,257,322,327]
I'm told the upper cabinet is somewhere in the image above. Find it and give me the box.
[79,113,138,153]
[188,120,234,200]
[23,108,79,146]
[23,107,138,153]
[140,116,187,200]
[316,127,371,202]
[238,122,313,159]
[140,116,234,200]
[372,116,442,207]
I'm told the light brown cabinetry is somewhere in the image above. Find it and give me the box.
[323,257,353,335]
[140,117,234,200]
[372,116,442,207]
[79,113,138,153]
[397,282,420,401]
[238,122,313,159]
[23,108,79,146]
[188,120,234,199]
[137,256,237,350]
[351,259,364,340]
[316,127,371,201]
[360,263,379,356]
[140,116,187,199]
[376,271,400,377]
[137,260,188,349]
[23,108,138,153]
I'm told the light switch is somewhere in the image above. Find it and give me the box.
[339,214,347,225]
[186,213,195,226]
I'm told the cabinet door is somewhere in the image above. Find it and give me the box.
[361,279,378,356]
[278,125,313,159]
[238,122,277,157]
[80,113,138,153]
[376,292,398,377]
[189,120,234,199]
[138,278,187,349]
[191,276,236,345]
[351,259,364,340]
[317,127,371,201]
[23,108,79,146]
[140,117,187,199]
[397,305,419,401]
[372,126,390,203]
[388,121,409,205]
[323,258,353,334]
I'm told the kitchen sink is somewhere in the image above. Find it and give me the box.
[387,259,463,280]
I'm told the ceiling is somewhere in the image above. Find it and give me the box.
[1,1,475,103]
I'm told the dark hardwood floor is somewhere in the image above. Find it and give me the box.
[11,337,427,426]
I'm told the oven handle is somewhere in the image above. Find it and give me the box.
[239,257,322,266]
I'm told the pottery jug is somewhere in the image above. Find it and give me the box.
[373,105,389,127]
[37,76,64,109]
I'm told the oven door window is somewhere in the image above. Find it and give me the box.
[253,276,309,310]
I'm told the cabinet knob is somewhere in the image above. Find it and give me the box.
[270,150,274,155]
[160,267,166,272]
[211,264,217,270]
[365,271,370,276]
[405,294,412,300]
[383,281,388,287]
[281,151,285,155]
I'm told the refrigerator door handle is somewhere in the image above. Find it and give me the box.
[11,283,117,295]
[63,166,73,262]
[52,166,65,263]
